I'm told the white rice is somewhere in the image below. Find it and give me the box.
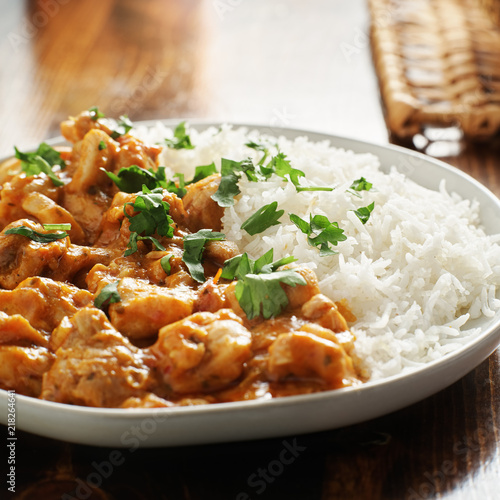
[134,123,500,380]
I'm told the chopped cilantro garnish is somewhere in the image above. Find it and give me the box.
[211,158,254,207]
[295,186,335,192]
[165,173,187,198]
[290,213,347,256]
[182,229,226,283]
[246,141,271,165]
[350,177,373,192]
[123,187,174,256]
[4,225,69,243]
[221,249,305,319]
[98,140,107,150]
[191,162,218,183]
[106,163,217,197]
[89,106,105,121]
[42,223,71,231]
[352,202,375,224]
[164,121,195,150]
[105,165,163,193]
[347,177,373,198]
[267,152,305,186]
[160,253,175,275]
[241,202,284,236]
[94,281,121,309]
[110,115,133,139]
[15,143,65,187]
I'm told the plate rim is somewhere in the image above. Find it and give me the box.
[0,120,499,445]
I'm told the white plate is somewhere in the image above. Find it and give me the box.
[1,122,499,448]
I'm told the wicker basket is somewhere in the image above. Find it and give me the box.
[480,0,500,26]
[368,0,500,140]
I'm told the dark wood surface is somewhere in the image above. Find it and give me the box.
[0,0,499,498]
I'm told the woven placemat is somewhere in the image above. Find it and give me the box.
[368,0,500,140]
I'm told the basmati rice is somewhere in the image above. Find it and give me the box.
[135,123,500,380]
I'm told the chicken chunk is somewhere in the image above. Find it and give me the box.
[42,307,155,407]
[149,309,252,394]
[0,174,60,229]
[107,278,196,340]
[0,219,114,289]
[0,312,48,347]
[0,219,69,289]
[0,346,54,397]
[21,191,86,244]
[267,323,357,389]
[0,277,92,335]
[65,129,118,194]
[183,174,224,231]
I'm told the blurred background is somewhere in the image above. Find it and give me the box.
[0,1,499,499]
[0,0,386,156]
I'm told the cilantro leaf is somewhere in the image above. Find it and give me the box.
[164,121,195,150]
[349,177,373,192]
[221,249,296,280]
[165,173,187,198]
[106,165,163,193]
[246,140,270,165]
[124,232,166,257]
[295,186,335,192]
[15,143,65,186]
[160,253,175,275]
[347,177,373,198]
[110,115,133,139]
[221,249,305,319]
[4,225,69,243]
[290,213,347,256]
[241,202,284,236]
[211,158,254,207]
[106,164,215,197]
[123,187,175,256]
[235,270,305,320]
[352,202,375,224]
[267,153,305,186]
[191,162,217,183]
[182,229,226,283]
[42,223,71,231]
[89,106,105,121]
[94,281,121,309]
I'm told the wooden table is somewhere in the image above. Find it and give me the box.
[0,0,498,498]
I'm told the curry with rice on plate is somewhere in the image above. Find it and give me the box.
[0,109,363,408]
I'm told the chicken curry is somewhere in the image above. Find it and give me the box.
[0,111,361,408]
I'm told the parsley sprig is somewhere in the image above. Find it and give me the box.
[182,229,226,283]
[211,152,334,207]
[123,187,174,256]
[86,107,133,139]
[241,202,284,236]
[106,163,217,197]
[14,143,65,187]
[221,249,306,319]
[4,225,70,243]
[94,281,121,309]
[347,177,373,198]
[352,202,375,224]
[164,122,195,150]
[290,213,347,256]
